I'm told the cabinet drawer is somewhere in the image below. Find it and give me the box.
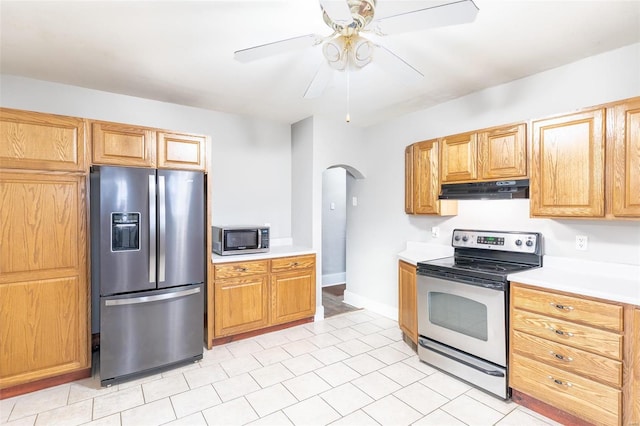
[510,354,620,426]
[512,330,622,387]
[511,309,622,360]
[214,260,269,279]
[271,255,315,272]
[512,285,623,332]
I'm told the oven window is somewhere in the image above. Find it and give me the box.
[428,292,488,341]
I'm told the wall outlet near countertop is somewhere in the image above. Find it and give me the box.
[431,226,440,238]
[575,235,588,251]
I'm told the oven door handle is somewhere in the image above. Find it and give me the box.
[418,338,505,377]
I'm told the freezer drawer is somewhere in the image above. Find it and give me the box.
[99,284,203,386]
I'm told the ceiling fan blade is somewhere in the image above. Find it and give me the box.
[234,34,321,62]
[319,0,354,27]
[304,63,333,99]
[374,44,424,85]
[371,0,479,36]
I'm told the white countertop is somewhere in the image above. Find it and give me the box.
[212,245,315,263]
[397,242,454,265]
[508,256,640,306]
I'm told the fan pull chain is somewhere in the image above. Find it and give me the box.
[346,67,351,123]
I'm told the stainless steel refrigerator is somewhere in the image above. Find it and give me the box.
[90,165,205,386]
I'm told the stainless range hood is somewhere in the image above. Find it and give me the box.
[439,179,529,200]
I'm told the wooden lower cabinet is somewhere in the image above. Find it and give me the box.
[632,308,640,424]
[398,260,417,344]
[0,172,90,392]
[510,283,634,426]
[210,254,316,344]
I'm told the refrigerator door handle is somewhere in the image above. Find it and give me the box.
[158,175,166,283]
[104,287,201,306]
[149,175,157,283]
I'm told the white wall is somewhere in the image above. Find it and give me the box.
[343,43,640,317]
[0,75,292,238]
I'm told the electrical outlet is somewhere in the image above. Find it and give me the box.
[575,235,588,251]
[431,226,440,238]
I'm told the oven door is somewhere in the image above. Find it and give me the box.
[417,274,506,366]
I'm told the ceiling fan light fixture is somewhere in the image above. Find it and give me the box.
[323,38,348,70]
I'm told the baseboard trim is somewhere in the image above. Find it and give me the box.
[343,290,397,320]
[321,273,346,287]
[0,368,92,399]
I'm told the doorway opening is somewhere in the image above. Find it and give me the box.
[321,164,364,318]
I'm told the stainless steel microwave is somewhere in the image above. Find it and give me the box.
[212,226,270,256]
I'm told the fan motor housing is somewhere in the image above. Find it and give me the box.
[322,0,377,34]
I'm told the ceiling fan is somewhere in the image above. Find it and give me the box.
[234,0,479,118]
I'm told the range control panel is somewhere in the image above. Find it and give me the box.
[452,229,540,254]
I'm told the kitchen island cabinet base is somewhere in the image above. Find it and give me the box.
[0,368,91,400]
[211,316,313,347]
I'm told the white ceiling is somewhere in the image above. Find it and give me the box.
[1,1,639,126]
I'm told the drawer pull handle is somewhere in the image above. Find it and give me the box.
[548,376,572,387]
[236,267,248,272]
[549,302,574,312]
[549,327,574,337]
[292,262,299,267]
[549,351,573,362]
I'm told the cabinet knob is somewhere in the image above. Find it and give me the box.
[549,351,573,362]
[548,376,572,387]
[549,327,574,337]
[549,302,574,312]
[291,262,299,267]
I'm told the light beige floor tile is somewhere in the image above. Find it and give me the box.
[305,333,342,348]
[282,372,331,401]
[323,316,357,330]
[202,397,258,425]
[362,394,422,425]
[120,397,175,426]
[441,394,503,426]
[160,361,201,378]
[341,353,386,376]
[283,396,341,426]
[515,407,563,426]
[226,339,264,357]
[81,413,120,426]
[413,409,466,426]
[393,382,449,415]
[279,326,314,342]
[335,339,373,356]
[2,414,37,426]
[252,347,292,366]
[219,355,262,377]
[357,333,395,349]
[281,353,324,376]
[246,410,293,426]
[319,383,374,416]
[315,362,360,387]
[310,346,350,365]
[163,412,208,426]
[389,340,418,356]
[67,376,118,404]
[402,355,437,375]
[0,395,17,423]
[496,408,555,425]
[200,345,234,366]
[378,327,403,341]
[368,346,411,365]
[420,371,472,399]
[281,340,319,357]
[329,409,378,425]
[141,374,189,402]
[378,361,425,386]
[329,327,364,342]
[93,386,144,420]
[342,311,377,324]
[183,363,227,389]
[369,317,398,329]
[465,388,517,415]
[34,399,92,426]
[117,374,162,390]
[9,384,70,421]
[170,384,221,418]
[252,331,291,349]
[352,371,402,400]
[249,363,295,388]
[350,322,383,335]
[303,321,337,335]
[212,373,260,402]
[245,384,297,417]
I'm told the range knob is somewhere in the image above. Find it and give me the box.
[526,240,534,247]
[515,239,522,246]
[454,235,461,242]
[462,235,469,242]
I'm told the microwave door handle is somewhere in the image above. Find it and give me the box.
[257,229,262,249]
[158,175,166,283]
[148,175,156,284]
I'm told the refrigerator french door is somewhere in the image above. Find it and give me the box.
[91,166,205,386]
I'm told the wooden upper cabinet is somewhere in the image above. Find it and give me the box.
[408,140,457,216]
[92,121,156,167]
[440,132,477,183]
[157,132,206,171]
[0,108,86,172]
[609,98,640,217]
[405,145,414,214]
[478,123,527,180]
[530,108,605,218]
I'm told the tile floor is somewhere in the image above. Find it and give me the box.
[0,310,561,426]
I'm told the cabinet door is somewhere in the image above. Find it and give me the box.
[157,132,206,171]
[633,308,640,424]
[530,109,605,217]
[440,132,477,183]
[479,123,527,180]
[92,121,156,167]
[405,145,414,214]
[398,261,417,344]
[610,98,640,217]
[0,172,89,389]
[413,140,440,214]
[271,268,316,325]
[214,276,269,337]
[0,108,86,172]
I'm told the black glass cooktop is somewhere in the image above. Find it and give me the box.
[417,255,536,280]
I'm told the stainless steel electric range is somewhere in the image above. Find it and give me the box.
[416,229,543,399]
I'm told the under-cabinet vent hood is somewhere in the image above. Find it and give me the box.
[439,179,529,200]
